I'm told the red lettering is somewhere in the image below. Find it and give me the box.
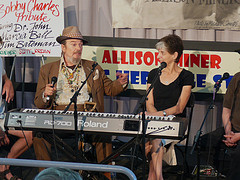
[19,49,35,54]
[201,55,209,68]
[0,0,60,22]
[135,51,142,65]
[210,55,221,69]
[112,50,119,64]
[121,51,128,64]
[190,54,200,67]
[28,0,60,17]
[35,49,50,54]
[102,50,111,63]
[155,52,160,66]
[0,1,26,19]
[143,52,154,66]
[16,11,49,22]
[184,54,190,67]
[178,55,183,67]
[100,51,221,68]
[129,51,134,65]
[0,5,5,19]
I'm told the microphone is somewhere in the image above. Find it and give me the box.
[92,62,98,69]
[158,62,167,75]
[46,76,57,101]
[51,76,57,88]
[214,72,230,88]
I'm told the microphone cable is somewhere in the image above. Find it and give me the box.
[17,120,35,159]
[130,115,143,171]
[51,109,59,160]
[50,76,59,160]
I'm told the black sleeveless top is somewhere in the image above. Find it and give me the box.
[147,68,194,117]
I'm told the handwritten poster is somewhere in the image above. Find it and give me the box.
[0,0,64,57]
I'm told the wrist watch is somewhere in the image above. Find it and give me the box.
[163,110,167,116]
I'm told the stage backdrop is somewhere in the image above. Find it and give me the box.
[82,45,240,94]
[112,0,240,30]
[0,0,64,57]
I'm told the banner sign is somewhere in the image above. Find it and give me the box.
[112,0,240,30]
[0,0,64,57]
[82,45,240,94]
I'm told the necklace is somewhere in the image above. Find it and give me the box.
[62,63,81,92]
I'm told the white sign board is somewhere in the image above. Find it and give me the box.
[82,45,240,94]
[0,0,64,57]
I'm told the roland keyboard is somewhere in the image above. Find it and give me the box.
[5,109,188,139]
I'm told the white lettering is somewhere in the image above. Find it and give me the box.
[43,120,72,126]
[78,120,108,128]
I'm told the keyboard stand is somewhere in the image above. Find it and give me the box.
[37,132,92,162]
[100,136,141,164]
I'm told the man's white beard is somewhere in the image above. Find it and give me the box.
[66,55,81,65]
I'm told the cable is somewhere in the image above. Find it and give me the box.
[17,120,35,159]
[130,135,142,171]
[51,110,59,160]
[130,116,142,171]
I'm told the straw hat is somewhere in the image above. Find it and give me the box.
[56,26,88,44]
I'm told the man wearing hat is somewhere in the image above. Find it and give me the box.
[33,26,128,179]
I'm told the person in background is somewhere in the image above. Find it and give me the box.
[0,36,33,180]
[221,72,240,180]
[34,26,128,179]
[145,34,194,180]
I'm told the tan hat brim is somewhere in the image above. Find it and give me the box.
[56,36,88,44]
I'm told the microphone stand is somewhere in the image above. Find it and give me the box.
[190,84,220,180]
[133,67,163,180]
[63,62,98,162]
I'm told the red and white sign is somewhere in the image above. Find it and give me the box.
[82,45,240,94]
